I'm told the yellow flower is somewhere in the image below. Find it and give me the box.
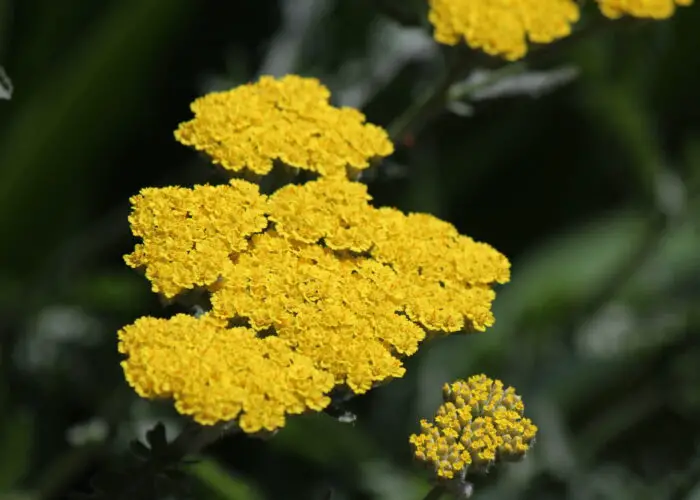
[125,176,510,402]
[409,375,537,480]
[267,178,510,331]
[596,0,692,18]
[209,177,508,392]
[368,208,509,332]
[210,231,423,393]
[124,180,268,298]
[174,75,393,177]
[124,72,512,431]
[427,0,580,60]
[118,314,334,432]
[267,176,376,252]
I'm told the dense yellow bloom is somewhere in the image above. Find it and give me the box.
[268,176,376,252]
[597,0,692,18]
[123,77,511,431]
[428,0,580,60]
[123,176,509,420]
[410,375,537,479]
[368,208,509,332]
[210,231,423,392]
[208,177,508,391]
[426,0,690,60]
[174,75,393,177]
[118,314,334,432]
[124,180,269,298]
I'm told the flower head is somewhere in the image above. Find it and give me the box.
[123,176,510,422]
[428,0,580,60]
[409,375,537,479]
[174,75,393,177]
[210,231,423,393]
[267,176,376,251]
[596,0,692,19]
[121,78,511,432]
[118,314,334,432]
[209,177,508,392]
[124,180,268,298]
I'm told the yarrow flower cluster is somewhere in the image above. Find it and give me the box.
[118,314,334,431]
[118,76,510,434]
[409,375,537,480]
[428,0,692,60]
[174,75,393,177]
[428,0,580,61]
[598,0,692,19]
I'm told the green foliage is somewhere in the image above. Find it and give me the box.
[187,459,264,500]
[0,406,34,491]
[1,0,700,499]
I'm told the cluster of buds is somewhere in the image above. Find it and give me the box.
[410,374,537,486]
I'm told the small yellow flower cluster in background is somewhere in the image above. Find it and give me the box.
[120,75,510,433]
[118,314,334,433]
[409,375,537,480]
[428,0,692,60]
[597,0,692,19]
[428,0,580,61]
[174,75,393,177]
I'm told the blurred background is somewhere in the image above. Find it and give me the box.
[2,1,700,499]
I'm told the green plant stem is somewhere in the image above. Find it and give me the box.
[387,50,474,143]
[35,443,106,500]
[386,17,645,145]
[187,458,264,500]
[525,17,643,64]
[168,421,233,461]
[422,485,446,500]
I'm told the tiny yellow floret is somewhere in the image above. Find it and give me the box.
[427,0,580,60]
[409,375,537,479]
[118,314,334,432]
[174,75,394,177]
[596,0,692,19]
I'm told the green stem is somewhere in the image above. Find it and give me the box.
[168,421,234,461]
[525,17,642,64]
[35,443,106,500]
[422,485,446,500]
[387,49,475,143]
[385,18,645,146]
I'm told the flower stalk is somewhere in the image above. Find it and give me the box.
[422,485,446,500]
[386,17,646,148]
[168,421,235,462]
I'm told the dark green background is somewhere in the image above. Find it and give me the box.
[2,1,700,499]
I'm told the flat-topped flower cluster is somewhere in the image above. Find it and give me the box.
[429,0,693,60]
[174,75,393,178]
[118,76,510,433]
